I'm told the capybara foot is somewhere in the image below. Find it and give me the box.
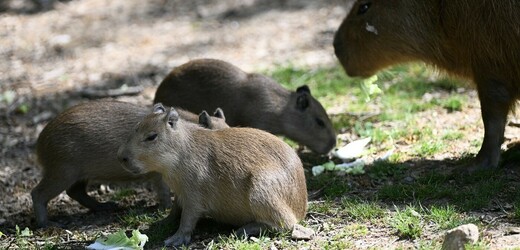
[235,222,269,238]
[164,232,191,247]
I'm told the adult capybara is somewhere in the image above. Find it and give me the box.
[153,58,337,154]
[31,100,228,228]
[118,104,308,247]
[333,1,520,170]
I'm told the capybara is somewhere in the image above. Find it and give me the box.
[31,100,228,228]
[333,1,520,170]
[118,103,308,247]
[153,58,337,154]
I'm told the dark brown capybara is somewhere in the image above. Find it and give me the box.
[31,100,228,228]
[153,58,337,154]
[333,0,520,170]
[117,103,308,247]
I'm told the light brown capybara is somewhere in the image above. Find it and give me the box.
[31,100,228,228]
[118,103,308,247]
[333,1,520,170]
[153,58,337,154]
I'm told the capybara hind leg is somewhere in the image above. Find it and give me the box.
[66,180,117,211]
[235,222,270,237]
[474,79,514,170]
[31,176,74,228]
[252,200,298,232]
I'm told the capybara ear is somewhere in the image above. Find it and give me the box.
[165,107,179,128]
[198,111,212,128]
[213,108,226,121]
[296,85,311,95]
[296,92,310,111]
[153,103,166,114]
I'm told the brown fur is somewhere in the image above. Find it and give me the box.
[333,0,520,169]
[118,104,308,247]
[31,100,228,228]
[153,58,336,154]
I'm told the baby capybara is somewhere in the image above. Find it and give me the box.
[333,1,520,170]
[32,100,228,227]
[118,104,308,247]
[153,58,336,154]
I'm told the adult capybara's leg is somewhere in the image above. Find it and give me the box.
[474,79,514,170]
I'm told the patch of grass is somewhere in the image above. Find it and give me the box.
[389,206,423,240]
[426,205,471,230]
[378,169,509,213]
[465,242,490,250]
[207,232,275,250]
[340,224,369,238]
[267,65,362,109]
[352,121,392,144]
[378,172,454,201]
[119,209,164,228]
[112,188,137,201]
[306,173,350,198]
[341,198,385,222]
[413,140,444,157]
[440,95,464,112]
[308,199,338,215]
[442,130,464,141]
[368,161,408,181]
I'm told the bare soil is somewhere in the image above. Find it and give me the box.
[1,0,519,249]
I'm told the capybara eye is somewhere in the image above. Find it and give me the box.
[145,133,158,142]
[315,118,325,128]
[357,2,371,15]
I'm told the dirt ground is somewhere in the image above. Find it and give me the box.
[1,0,520,249]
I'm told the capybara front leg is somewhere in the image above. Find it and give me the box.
[163,205,199,247]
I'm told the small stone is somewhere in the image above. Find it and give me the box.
[441,224,479,250]
[291,224,315,240]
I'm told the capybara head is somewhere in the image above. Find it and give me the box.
[118,103,184,175]
[285,85,336,154]
[333,1,434,77]
[204,108,229,129]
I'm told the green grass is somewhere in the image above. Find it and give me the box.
[119,209,165,228]
[389,205,423,239]
[112,188,137,201]
[306,172,350,198]
[207,234,272,250]
[340,198,385,222]
[426,205,477,230]
[413,140,444,157]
